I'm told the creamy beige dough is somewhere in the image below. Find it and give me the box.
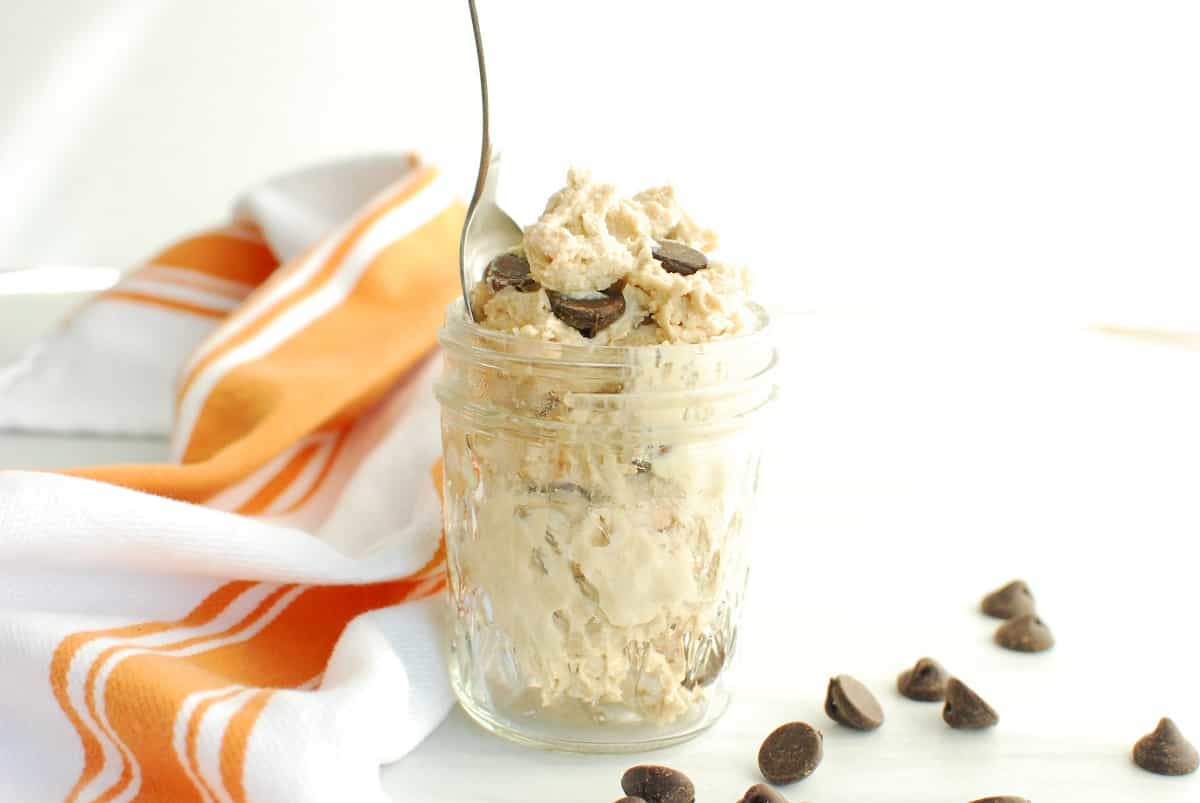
[472,169,751,345]
[444,170,761,728]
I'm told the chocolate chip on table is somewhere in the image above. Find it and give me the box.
[546,284,626,338]
[970,797,1030,803]
[981,580,1037,620]
[897,657,949,702]
[1133,717,1200,776]
[737,783,791,803]
[825,675,885,730]
[758,722,823,785]
[994,614,1055,653]
[942,677,999,730]
[483,252,539,292]
[620,765,694,803]
[652,239,708,276]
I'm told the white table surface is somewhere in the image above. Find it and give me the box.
[3,301,1199,803]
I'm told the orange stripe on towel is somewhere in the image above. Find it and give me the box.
[176,166,437,405]
[89,578,440,801]
[103,290,229,319]
[89,584,299,803]
[185,688,244,803]
[234,440,325,516]
[69,196,464,502]
[178,192,458,466]
[53,456,450,802]
[52,582,254,803]
[152,229,278,288]
[279,429,350,515]
[221,689,274,803]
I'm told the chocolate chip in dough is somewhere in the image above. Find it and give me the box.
[546,284,626,338]
[897,657,949,702]
[981,580,1037,620]
[994,614,1055,653]
[757,722,823,785]
[483,252,538,292]
[737,783,791,803]
[942,677,999,730]
[970,797,1030,803]
[825,675,885,730]
[652,239,708,276]
[681,639,726,690]
[1133,718,1200,776]
[620,765,695,803]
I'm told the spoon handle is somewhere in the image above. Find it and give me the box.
[466,0,494,211]
[460,0,523,321]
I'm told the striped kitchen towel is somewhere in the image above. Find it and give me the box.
[0,154,465,802]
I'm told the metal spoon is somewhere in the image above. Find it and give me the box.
[459,0,524,321]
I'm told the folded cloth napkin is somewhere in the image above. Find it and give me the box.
[0,154,465,802]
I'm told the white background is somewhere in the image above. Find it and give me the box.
[3,0,1199,327]
[2,2,1199,802]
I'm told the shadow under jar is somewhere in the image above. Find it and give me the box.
[435,300,777,752]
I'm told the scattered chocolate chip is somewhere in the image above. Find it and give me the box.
[970,798,1030,803]
[758,722,823,785]
[994,614,1055,653]
[942,678,999,730]
[652,240,708,275]
[546,284,626,338]
[737,783,791,803]
[825,675,884,730]
[981,580,1037,620]
[897,657,949,702]
[483,252,538,292]
[1133,718,1200,776]
[620,765,694,803]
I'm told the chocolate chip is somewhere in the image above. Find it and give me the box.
[994,614,1055,653]
[1133,717,1200,776]
[970,798,1030,803]
[681,639,725,690]
[620,765,694,803]
[614,799,647,803]
[546,284,626,338]
[652,239,708,276]
[897,657,949,702]
[758,722,823,785]
[737,783,791,803]
[942,677,999,730]
[824,675,884,730]
[483,252,538,292]
[981,580,1037,620]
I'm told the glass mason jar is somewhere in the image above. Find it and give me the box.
[434,300,777,752]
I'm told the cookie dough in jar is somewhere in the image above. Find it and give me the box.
[435,171,777,751]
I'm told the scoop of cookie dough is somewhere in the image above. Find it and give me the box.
[472,169,751,345]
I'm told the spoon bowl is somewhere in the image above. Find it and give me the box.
[460,0,524,321]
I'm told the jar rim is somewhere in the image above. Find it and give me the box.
[438,299,772,364]
[435,299,778,443]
